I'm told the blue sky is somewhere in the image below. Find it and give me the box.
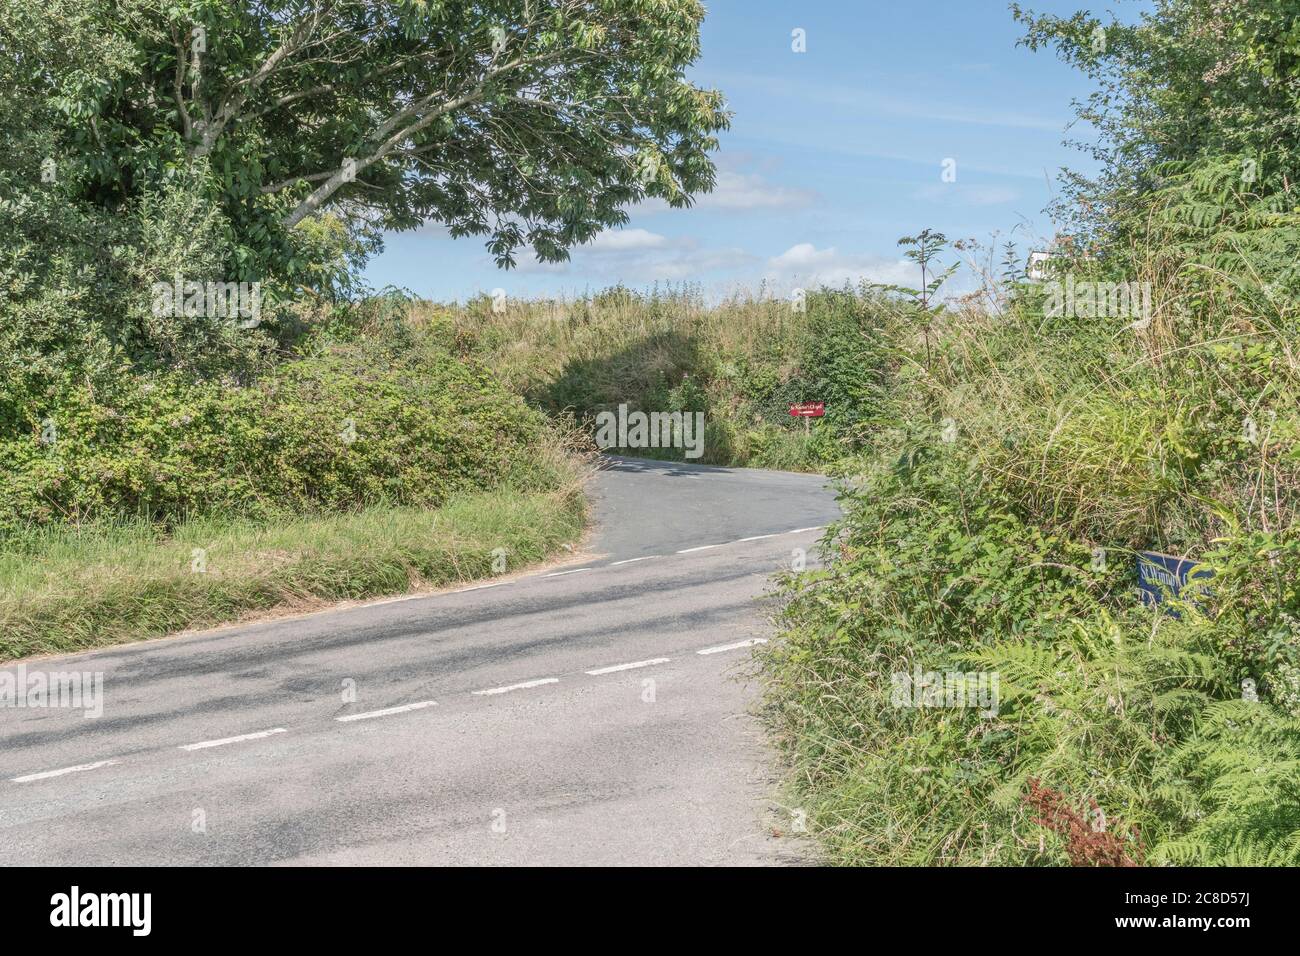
[364,0,1134,302]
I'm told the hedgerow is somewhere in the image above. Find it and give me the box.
[429,284,895,470]
[761,158,1300,865]
[0,330,562,539]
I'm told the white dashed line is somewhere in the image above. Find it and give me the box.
[697,638,768,655]
[9,529,814,777]
[454,581,504,593]
[11,759,117,784]
[336,700,437,722]
[585,657,671,676]
[179,728,287,751]
[472,677,560,696]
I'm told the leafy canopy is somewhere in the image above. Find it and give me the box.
[4,0,729,282]
[1013,0,1300,240]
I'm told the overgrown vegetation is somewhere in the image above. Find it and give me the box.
[0,295,591,660]
[1,0,723,656]
[761,1,1300,866]
[417,285,895,470]
[0,306,570,537]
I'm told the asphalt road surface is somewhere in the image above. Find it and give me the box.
[0,456,840,866]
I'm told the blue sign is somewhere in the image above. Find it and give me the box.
[1136,551,1214,614]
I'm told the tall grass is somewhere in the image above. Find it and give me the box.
[410,284,894,470]
[419,285,809,399]
[760,165,1300,866]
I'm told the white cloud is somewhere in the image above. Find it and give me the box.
[696,170,816,210]
[639,169,817,215]
[586,227,671,251]
[639,246,757,281]
[514,228,757,281]
[509,234,932,294]
[765,243,918,289]
[511,255,569,275]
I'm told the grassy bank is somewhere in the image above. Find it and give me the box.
[0,299,593,662]
[760,172,1300,865]
[0,482,586,662]
[411,286,893,471]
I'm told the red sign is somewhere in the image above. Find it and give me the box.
[789,402,825,418]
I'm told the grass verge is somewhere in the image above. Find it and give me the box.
[0,483,586,662]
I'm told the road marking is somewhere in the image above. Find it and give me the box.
[544,568,591,577]
[737,533,778,542]
[472,677,559,696]
[677,544,722,554]
[11,759,117,784]
[697,638,769,655]
[786,526,825,534]
[585,657,671,676]
[610,555,661,566]
[455,581,503,593]
[336,700,437,722]
[179,728,287,751]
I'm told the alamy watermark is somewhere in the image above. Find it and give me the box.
[890,666,999,718]
[594,404,705,459]
[50,887,150,936]
[1044,275,1151,323]
[151,274,262,328]
[0,664,103,718]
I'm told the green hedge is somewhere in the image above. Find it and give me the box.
[0,338,558,537]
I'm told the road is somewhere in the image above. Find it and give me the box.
[0,456,840,866]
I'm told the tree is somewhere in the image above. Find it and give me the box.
[1012,0,1300,242]
[5,0,729,283]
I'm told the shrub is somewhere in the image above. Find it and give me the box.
[0,332,562,539]
[761,166,1300,865]
[765,442,1300,865]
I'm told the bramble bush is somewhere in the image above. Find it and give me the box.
[0,330,563,540]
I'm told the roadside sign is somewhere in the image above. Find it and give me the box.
[789,401,824,438]
[1027,250,1056,281]
[789,402,825,418]
[1136,551,1214,615]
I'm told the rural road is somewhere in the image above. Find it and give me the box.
[0,456,840,866]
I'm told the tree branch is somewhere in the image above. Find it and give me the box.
[193,1,333,158]
[172,27,193,142]
[281,51,548,228]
